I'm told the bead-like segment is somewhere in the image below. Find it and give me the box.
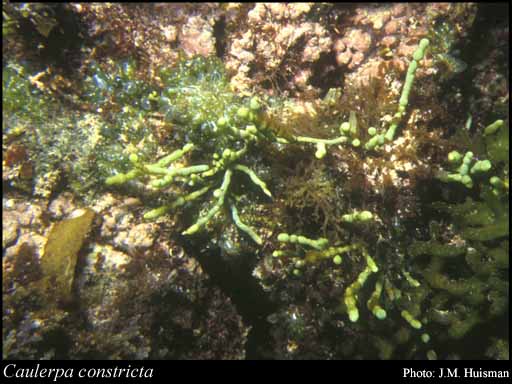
[315,142,327,158]
[483,119,503,136]
[342,210,374,223]
[340,121,351,134]
[237,106,250,119]
[344,268,372,322]
[305,244,361,264]
[402,270,421,288]
[105,169,141,185]
[401,310,422,329]
[470,160,492,174]
[365,134,385,150]
[249,96,261,111]
[349,111,358,137]
[413,38,430,61]
[277,232,328,250]
[367,281,387,320]
[447,150,462,163]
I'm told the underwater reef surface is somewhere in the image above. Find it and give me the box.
[2,3,509,360]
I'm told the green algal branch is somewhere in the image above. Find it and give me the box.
[364,131,386,151]
[402,270,421,288]
[182,169,232,235]
[294,135,348,146]
[155,143,194,167]
[233,164,272,198]
[277,232,329,250]
[483,119,504,136]
[304,243,361,265]
[384,277,402,302]
[102,60,273,245]
[436,150,492,189]
[160,164,210,178]
[344,247,379,322]
[151,164,210,189]
[385,38,429,142]
[105,143,199,186]
[367,280,387,320]
[179,163,270,241]
[143,186,211,220]
[490,176,509,195]
[105,168,142,185]
[344,268,372,322]
[272,249,293,258]
[349,110,358,137]
[336,112,362,148]
[230,203,263,245]
[274,240,364,277]
[271,97,368,158]
[401,309,422,329]
[202,147,247,177]
[341,210,374,223]
[363,39,429,151]
[470,160,492,175]
[143,164,171,175]
[226,122,259,141]
[294,135,348,159]
[363,247,379,273]
[291,110,356,160]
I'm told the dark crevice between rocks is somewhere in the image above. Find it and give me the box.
[309,50,345,99]
[13,4,89,77]
[179,235,279,359]
[213,15,227,59]
[456,2,509,130]
[462,3,509,72]
[148,288,198,359]
[39,328,73,359]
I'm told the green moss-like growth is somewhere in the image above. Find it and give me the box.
[3,63,48,124]
[2,59,166,198]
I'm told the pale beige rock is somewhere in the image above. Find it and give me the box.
[2,211,20,249]
[113,223,157,251]
[48,192,76,219]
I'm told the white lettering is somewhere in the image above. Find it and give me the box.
[403,368,434,378]
[3,364,16,378]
